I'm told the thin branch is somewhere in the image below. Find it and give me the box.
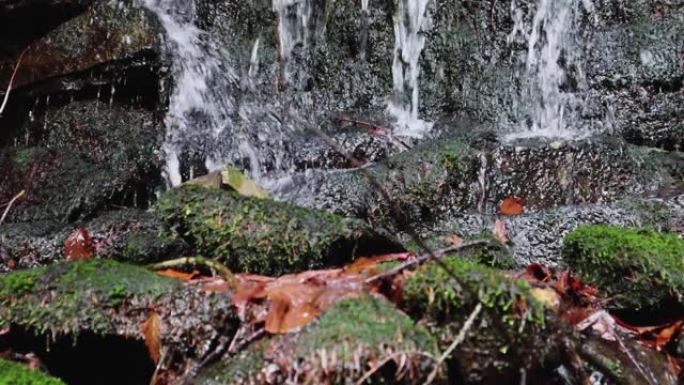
[0,48,28,116]
[0,190,26,225]
[355,350,436,385]
[365,239,492,284]
[339,117,411,150]
[148,256,237,288]
[424,302,483,385]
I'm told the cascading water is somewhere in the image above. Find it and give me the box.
[387,0,433,138]
[140,0,237,186]
[506,0,593,140]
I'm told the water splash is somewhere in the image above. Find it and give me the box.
[140,0,237,186]
[273,0,312,85]
[506,0,593,140]
[387,0,433,138]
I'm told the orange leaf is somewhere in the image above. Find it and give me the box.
[155,269,199,281]
[655,320,683,350]
[499,196,525,216]
[344,253,413,275]
[63,228,95,260]
[493,219,509,244]
[140,311,162,364]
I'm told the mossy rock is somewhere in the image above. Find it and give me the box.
[196,295,438,385]
[156,185,401,276]
[562,225,684,310]
[402,257,556,384]
[0,359,66,385]
[404,232,516,269]
[0,259,179,336]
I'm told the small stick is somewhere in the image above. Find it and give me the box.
[365,240,491,284]
[148,256,237,288]
[0,48,28,116]
[424,302,483,385]
[339,118,411,150]
[0,190,25,225]
[355,350,436,385]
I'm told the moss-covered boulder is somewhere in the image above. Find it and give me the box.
[196,295,437,385]
[156,185,401,276]
[0,259,178,335]
[0,359,66,385]
[562,225,684,310]
[402,257,555,384]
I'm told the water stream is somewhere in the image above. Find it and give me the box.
[506,0,594,140]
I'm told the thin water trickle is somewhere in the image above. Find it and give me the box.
[387,0,432,138]
[273,0,311,84]
[506,0,594,140]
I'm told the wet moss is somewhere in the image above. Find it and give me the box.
[0,259,179,336]
[402,258,553,384]
[197,295,437,385]
[0,359,66,385]
[562,225,684,310]
[156,185,398,276]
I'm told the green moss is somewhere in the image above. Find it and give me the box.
[197,295,437,385]
[562,225,684,310]
[156,185,393,276]
[0,359,66,385]
[0,259,179,336]
[13,148,37,169]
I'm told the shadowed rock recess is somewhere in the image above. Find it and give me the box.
[0,0,683,384]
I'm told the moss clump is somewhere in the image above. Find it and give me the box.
[0,359,66,385]
[403,258,553,384]
[562,225,684,310]
[0,259,179,336]
[197,295,437,385]
[156,185,398,276]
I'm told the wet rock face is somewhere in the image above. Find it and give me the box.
[0,0,160,90]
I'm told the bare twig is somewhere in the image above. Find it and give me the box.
[339,117,411,150]
[355,350,436,385]
[148,256,237,288]
[0,49,28,116]
[365,239,492,284]
[424,302,483,385]
[0,190,26,225]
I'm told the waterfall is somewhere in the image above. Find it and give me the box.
[507,0,593,140]
[141,0,237,186]
[387,0,433,138]
[273,0,312,85]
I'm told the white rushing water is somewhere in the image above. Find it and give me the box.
[506,0,594,140]
[387,0,433,138]
[273,0,311,84]
[141,0,238,186]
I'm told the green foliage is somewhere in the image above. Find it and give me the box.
[0,359,66,385]
[562,225,684,310]
[0,260,178,336]
[156,185,385,276]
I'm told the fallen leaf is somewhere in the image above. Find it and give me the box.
[493,219,509,244]
[183,170,222,189]
[140,311,162,364]
[529,287,561,311]
[443,234,464,246]
[344,252,413,275]
[63,228,95,260]
[655,320,682,350]
[221,166,269,199]
[156,269,200,281]
[499,196,525,216]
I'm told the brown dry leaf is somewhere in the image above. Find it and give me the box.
[493,219,509,244]
[264,284,324,334]
[443,234,464,246]
[156,269,199,281]
[499,196,525,216]
[344,252,413,275]
[63,228,95,260]
[655,320,683,350]
[140,311,162,364]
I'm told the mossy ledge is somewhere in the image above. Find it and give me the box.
[562,225,684,310]
[196,295,438,385]
[0,359,66,385]
[0,259,179,336]
[156,185,401,276]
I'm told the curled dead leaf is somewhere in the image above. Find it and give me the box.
[493,219,509,244]
[140,311,162,364]
[499,196,525,216]
[63,228,95,261]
